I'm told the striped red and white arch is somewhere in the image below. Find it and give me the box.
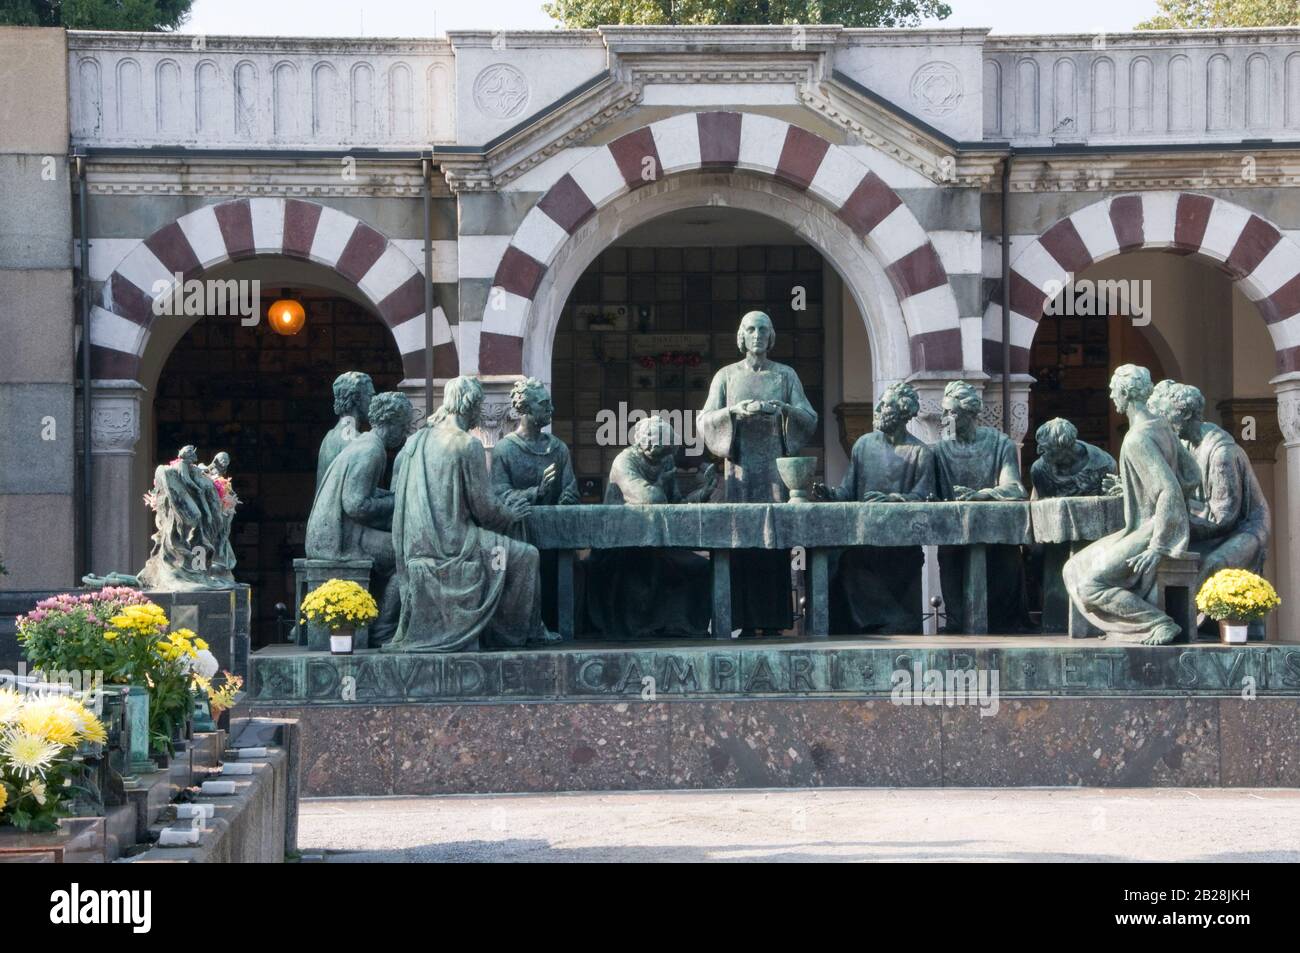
[479,110,964,376]
[90,197,454,382]
[985,191,1300,375]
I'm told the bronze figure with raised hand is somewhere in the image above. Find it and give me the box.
[492,376,580,630]
[492,377,579,507]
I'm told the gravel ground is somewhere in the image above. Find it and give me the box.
[298,787,1300,862]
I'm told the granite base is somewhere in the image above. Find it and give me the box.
[240,637,1300,795]
[240,695,1300,795]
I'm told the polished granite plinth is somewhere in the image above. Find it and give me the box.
[247,636,1300,704]
[239,637,1300,795]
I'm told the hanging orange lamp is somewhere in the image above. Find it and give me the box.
[268,294,306,336]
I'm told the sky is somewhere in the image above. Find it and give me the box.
[179,0,1166,38]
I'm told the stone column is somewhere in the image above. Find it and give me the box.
[80,381,144,578]
[1270,374,1300,644]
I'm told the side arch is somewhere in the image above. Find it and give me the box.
[479,110,965,376]
[985,191,1300,374]
[90,197,455,382]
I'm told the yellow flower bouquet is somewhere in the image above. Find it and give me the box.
[1196,569,1280,644]
[0,688,107,832]
[302,579,379,630]
[1196,569,1280,623]
[301,579,378,655]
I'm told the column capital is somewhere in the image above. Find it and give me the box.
[1272,373,1300,447]
[1216,397,1283,463]
[79,381,144,456]
[472,378,521,450]
[903,373,1031,447]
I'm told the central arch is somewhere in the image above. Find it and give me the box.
[480,110,965,378]
[524,171,915,391]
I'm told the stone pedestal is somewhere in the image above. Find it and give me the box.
[292,558,373,651]
[146,585,252,678]
[1153,554,1201,643]
[243,640,1300,795]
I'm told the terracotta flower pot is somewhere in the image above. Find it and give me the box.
[330,626,355,655]
[1218,619,1250,645]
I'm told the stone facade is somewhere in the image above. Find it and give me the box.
[0,27,76,589]
[0,24,1295,641]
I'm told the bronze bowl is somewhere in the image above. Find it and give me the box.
[776,456,818,502]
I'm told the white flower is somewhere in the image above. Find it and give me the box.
[2,729,63,778]
[187,649,220,680]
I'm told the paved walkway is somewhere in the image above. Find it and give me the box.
[300,788,1300,862]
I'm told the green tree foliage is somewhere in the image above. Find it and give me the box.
[543,0,952,29]
[1137,0,1300,29]
[0,0,192,30]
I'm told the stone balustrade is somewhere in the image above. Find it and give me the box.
[984,30,1300,145]
[66,27,1300,154]
[68,32,455,149]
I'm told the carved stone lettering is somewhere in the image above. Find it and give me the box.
[789,653,816,692]
[744,656,778,693]
[713,655,738,692]
[662,656,699,692]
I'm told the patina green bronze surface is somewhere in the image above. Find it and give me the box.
[932,382,1028,632]
[491,377,580,507]
[587,416,718,640]
[491,378,578,631]
[813,382,934,633]
[247,640,1300,704]
[1030,418,1117,500]
[305,391,411,643]
[699,311,818,632]
[386,376,559,652]
[315,371,374,496]
[527,497,1121,550]
[1150,380,1271,595]
[1027,417,1118,633]
[529,495,1120,639]
[1064,366,1194,645]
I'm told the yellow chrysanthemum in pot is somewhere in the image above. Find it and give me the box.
[301,579,379,656]
[1196,569,1280,644]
